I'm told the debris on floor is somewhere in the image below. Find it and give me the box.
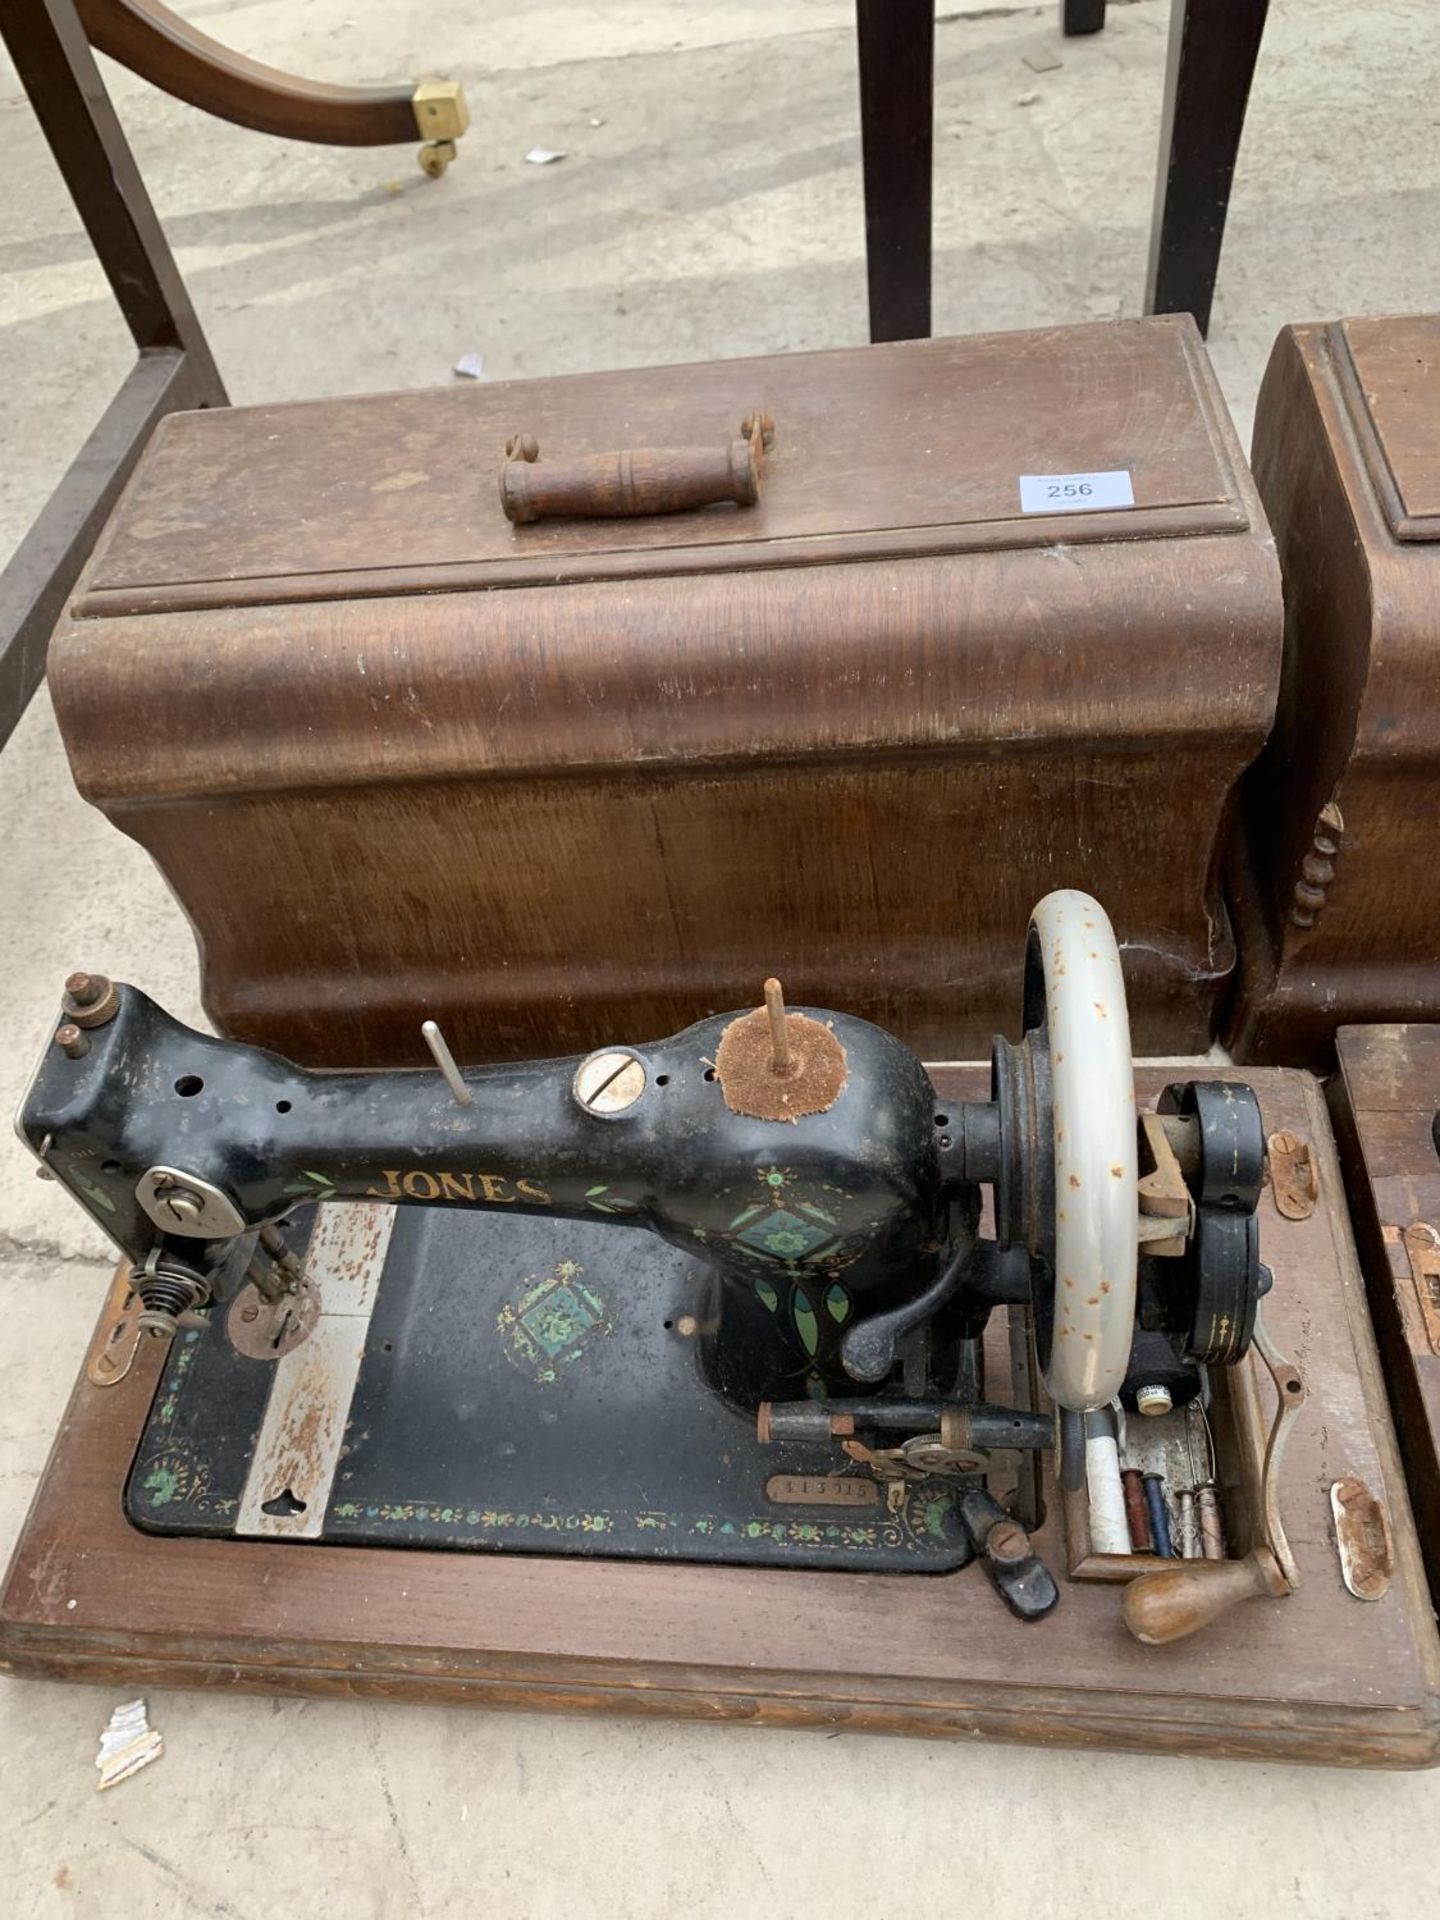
[453,352,486,379]
[95,1698,163,1791]
[525,147,566,165]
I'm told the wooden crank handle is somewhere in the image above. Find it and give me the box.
[1122,1547,1289,1646]
[499,412,775,525]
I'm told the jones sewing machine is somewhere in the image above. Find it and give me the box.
[17,893,1303,1648]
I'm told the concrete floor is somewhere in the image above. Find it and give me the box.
[2,1,1440,1912]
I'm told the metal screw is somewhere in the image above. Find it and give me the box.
[55,1023,90,1059]
[160,1188,205,1226]
[741,410,776,450]
[61,970,119,1027]
[572,1050,646,1116]
[986,1521,1030,1566]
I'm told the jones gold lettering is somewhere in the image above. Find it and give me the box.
[365,1168,552,1205]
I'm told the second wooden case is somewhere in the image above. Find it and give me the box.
[1230,315,1440,1065]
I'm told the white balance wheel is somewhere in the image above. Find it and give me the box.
[1028,890,1139,1411]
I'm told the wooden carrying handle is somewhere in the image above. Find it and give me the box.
[500,413,774,525]
[1122,1547,1289,1646]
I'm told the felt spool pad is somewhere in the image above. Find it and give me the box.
[714,1008,848,1121]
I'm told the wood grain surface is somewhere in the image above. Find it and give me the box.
[1229,317,1440,1065]
[76,318,1245,600]
[3,1067,1435,1767]
[49,318,1282,1067]
[1330,1025,1440,1604]
[75,0,420,147]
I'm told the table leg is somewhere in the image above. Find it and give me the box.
[856,0,935,342]
[1061,0,1108,35]
[1145,0,1271,337]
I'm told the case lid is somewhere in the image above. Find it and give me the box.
[1334,315,1440,543]
[77,317,1252,619]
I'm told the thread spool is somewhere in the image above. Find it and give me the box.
[1085,1412,1130,1555]
[1143,1472,1175,1558]
[1121,1468,1153,1552]
[1197,1482,1225,1560]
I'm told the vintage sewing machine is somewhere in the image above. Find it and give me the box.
[4,889,1437,1760]
[0,887,1368,1645]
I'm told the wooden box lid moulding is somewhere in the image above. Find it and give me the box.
[1332,316,1440,543]
[73,316,1255,620]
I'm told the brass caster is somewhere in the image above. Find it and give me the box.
[418,140,457,178]
[413,79,467,177]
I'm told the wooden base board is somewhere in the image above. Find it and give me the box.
[3,1066,1438,1767]
[1330,1026,1440,1606]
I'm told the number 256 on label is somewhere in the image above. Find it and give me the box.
[1018,470,1134,514]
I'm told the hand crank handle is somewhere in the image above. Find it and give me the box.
[1122,1547,1288,1645]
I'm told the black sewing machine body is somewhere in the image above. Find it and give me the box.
[17,895,1271,1618]
[24,988,955,1398]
